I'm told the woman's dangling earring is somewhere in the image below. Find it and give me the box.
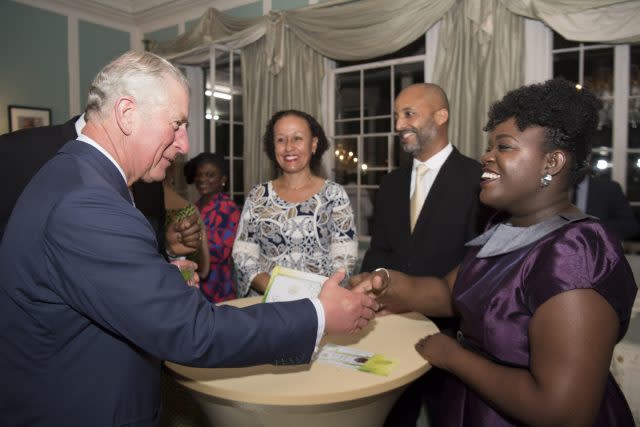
[540,173,553,187]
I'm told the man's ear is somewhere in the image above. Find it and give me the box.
[114,96,136,136]
[545,150,568,176]
[433,108,449,126]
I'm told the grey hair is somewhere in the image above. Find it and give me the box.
[85,50,189,120]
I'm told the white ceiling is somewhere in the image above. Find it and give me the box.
[92,0,178,14]
[17,0,217,27]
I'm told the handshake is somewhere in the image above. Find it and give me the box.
[317,268,393,336]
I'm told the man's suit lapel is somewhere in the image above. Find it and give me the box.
[61,116,79,143]
[398,165,412,237]
[61,141,133,205]
[411,148,461,237]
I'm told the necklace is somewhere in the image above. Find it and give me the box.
[281,175,313,191]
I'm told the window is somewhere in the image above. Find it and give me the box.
[204,47,244,205]
[552,33,640,224]
[329,36,427,237]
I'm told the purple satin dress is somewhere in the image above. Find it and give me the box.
[440,214,637,426]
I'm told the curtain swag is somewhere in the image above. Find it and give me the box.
[149,0,640,193]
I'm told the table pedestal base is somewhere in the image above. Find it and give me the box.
[187,386,407,427]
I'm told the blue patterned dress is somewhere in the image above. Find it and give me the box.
[232,180,358,297]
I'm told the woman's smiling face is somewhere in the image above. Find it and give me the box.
[273,115,317,174]
[479,117,550,214]
[194,162,226,197]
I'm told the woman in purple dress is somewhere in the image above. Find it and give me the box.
[352,79,637,426]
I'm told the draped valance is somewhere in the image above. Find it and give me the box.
[149,0,640,193]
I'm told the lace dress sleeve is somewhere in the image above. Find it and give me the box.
[232,185,264,297]
[328,183,358,277]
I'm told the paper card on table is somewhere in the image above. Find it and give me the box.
[314,344,397,376]
[263,266,327,303]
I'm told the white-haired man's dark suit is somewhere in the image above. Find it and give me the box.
[0,141,318,426]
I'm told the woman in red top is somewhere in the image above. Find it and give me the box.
[184,152,241,302]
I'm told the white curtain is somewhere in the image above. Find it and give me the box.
[150,0,640,192]
[434,0,524,160]
[182,66,204,160]
[504,0,640,43]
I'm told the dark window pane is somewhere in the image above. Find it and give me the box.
[204,118,211,153]
[215,122,230,155]
[395,62,424,96]
[628,153,640,201]
[334,138,358,183]
[362,170,391,187]
[215,50,230,85]
[232,159,244,191]
[592,127,613,148]
[364,118,391,133]
[631,99,640,146]
[232,52,242,88]
[214,98,230,121]
[233,95,243,122]
[630,45,640,148]
[631,44,640,97]
[553,32,579,50]
[585,48,614,97]
[233,124,244,157]
[335,120,361,135]
[553,51,579,83]
[335,71,361,120]
[364,67,391,116]
[362,136,390,168]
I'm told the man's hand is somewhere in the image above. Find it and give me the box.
[319,270,379,335]
[166,213,202,256]
[170,259,200,288]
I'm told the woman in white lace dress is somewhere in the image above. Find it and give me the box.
[232,110,358,297]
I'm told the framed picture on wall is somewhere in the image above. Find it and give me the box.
[8,105,51,131]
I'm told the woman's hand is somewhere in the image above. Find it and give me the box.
[415,332,460,370]
[251,272,271,294]
[166,213,202,256]
[348,269,395,315]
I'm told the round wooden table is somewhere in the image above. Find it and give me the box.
[165,296,437,427]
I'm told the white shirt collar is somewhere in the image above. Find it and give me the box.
[413,143,453,171]
[74,114,86,136]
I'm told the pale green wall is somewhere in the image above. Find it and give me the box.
[0,1,68,133]
[227,1,263,18]
[144,26,179,43]
[0,0,315,135]
[79,21,130,110]
[273,0,309,11]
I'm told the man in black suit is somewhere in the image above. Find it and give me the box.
[0,115,200,255]
[573,174,638,240]
[357,83,486,426]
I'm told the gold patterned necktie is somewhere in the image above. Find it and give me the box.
[410,164,428,232]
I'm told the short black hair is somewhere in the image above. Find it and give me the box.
[262,110,329,174]
[183,152,227,184]
[484,78,602,184]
